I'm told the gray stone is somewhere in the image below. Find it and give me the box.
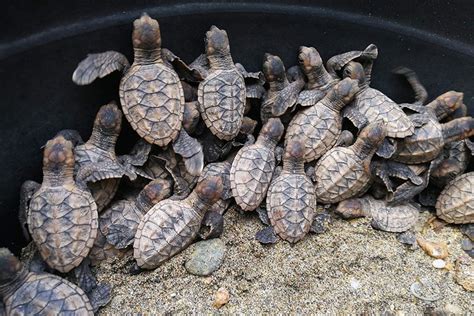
[185,239,225,276]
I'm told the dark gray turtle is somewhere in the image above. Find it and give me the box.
[265,138,316,243]
[74,102,136,211]
[230,118,285,211]
[28,135,98,273]
[197,26,246,141]
[260,53,305,124]
[431,139,472,188]
[133,176,223,270]
[335,195,419,232]
[0,248,94,315]
[72,13,203,176]
[391,92,474,164]
[285,78,359,162]
[436,172,474,224]
[100,178,172,249]
[314,121,387,204]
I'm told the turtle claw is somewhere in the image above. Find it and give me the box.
[255,226,278,244]
[199,211,224,240]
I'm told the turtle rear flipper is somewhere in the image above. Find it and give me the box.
[19,180,40,241]
[255,226,278,244]
[393,67,428,105]
[272,80,305,116]
[172,129,204,176]
[72,51,130,85]
[88,283,112,313]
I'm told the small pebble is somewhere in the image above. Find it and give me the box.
[410,277,442,301]
[432,259,446,269]
[417,237,449,259]
[350,278,361,290]
[213,287,230,308]
[185,239,225,276]
[461,238,473,251]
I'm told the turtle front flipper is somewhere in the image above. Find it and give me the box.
[235,63,266,99]
[342,104,368,130]
[326,44,378,79]
[76,161,130,185]
[393,67,428,105]
[272,79,305,116]
[162,48,204,82]
[442,117,474,144]
[199,211,224,240]
[376,138,397,159]
[72,51,130,85]
[19,180,40,241]
[172,128,204,176]
[88,283,112,313]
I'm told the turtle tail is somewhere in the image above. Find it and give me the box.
[442,117,474,144]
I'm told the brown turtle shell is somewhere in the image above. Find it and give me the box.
[28,136,98,273]
[436,172,474,224]
[266,140,316,243]
[230,118,284,211]
[198,161,232,214]
[2,271,93,315]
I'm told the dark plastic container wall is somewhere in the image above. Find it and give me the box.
[1,1,473,253]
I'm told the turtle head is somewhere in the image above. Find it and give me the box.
[43,135,75,171]
[95,102,122,135]
[343,61,366,85]
[284,137,305,161]
[132,13,161,50]
[331,78,360,104]
[196,176,224,206]
[141,178,172,206]
[260,118,285,143]
[0,248,23,284]
[359,120,387,147]
[205,25,230,57]
[335,198,366,219]
[298,46,323,73]
[262,53,286,83]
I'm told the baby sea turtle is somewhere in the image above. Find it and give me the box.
[391,92,472,164]
[436,172,474,224]
[297,44,376,107]
[335,195,419,232]
[264,138,316,243]
[198,159,233,215]
[74,102,135,211]
[285,78,359,162]
[133,176,223,270]
[100,178,172,249]
[314,121,387,204]
[0,248,94,315]
[28,135,98,273]
[342,61,414,138]
[197,25,246,141]
[72,13,203,175]
[260,54,289,123]
[230,118,285,211]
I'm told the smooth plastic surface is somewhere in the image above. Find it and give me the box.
[1,1,473,252]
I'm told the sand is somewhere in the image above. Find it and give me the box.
[95,208,472,315]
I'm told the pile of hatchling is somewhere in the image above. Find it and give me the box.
[1,13,473,314]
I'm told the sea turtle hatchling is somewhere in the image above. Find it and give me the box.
[335,195,419,232]
[436,172,474,224]
[260,53,305,124]
[72,13,203,176]
[197,25,246,141]
[27,135,98,274]
[100,178,172,250]
[133,176,223,270]
[264,138,316,243]
[0,248,94,315]
[314,121,387,204]
[285,77,359,163]
[74,102,137,211]
[230,118,285,211]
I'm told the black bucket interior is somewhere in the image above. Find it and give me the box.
[1,1,473,253]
